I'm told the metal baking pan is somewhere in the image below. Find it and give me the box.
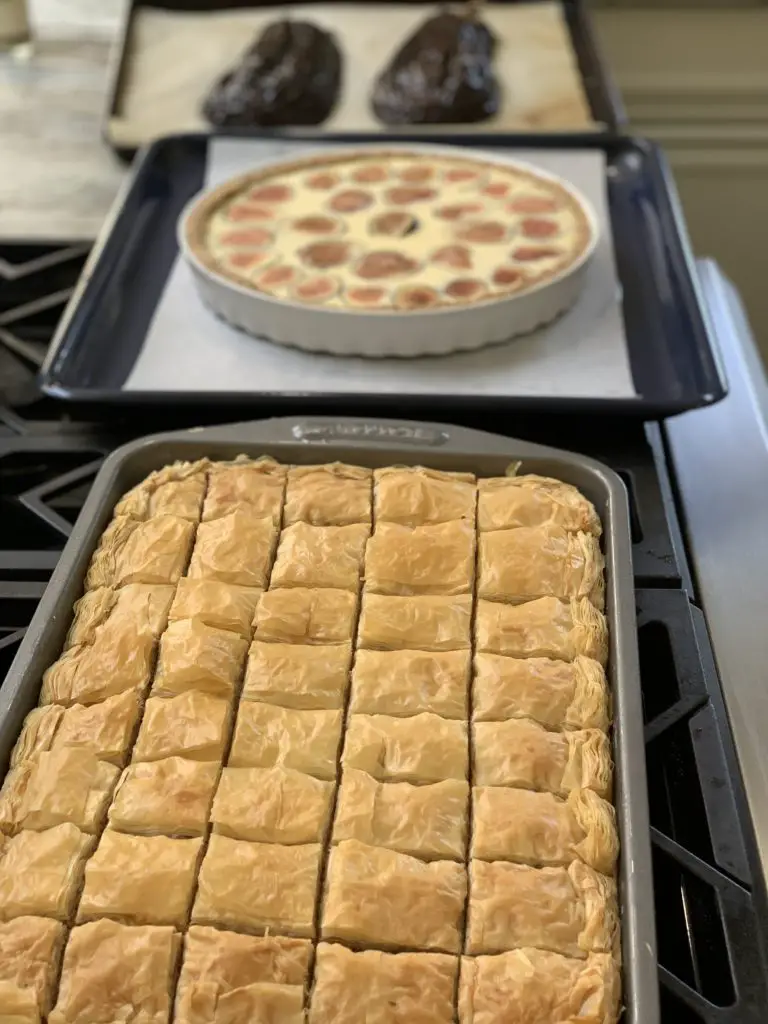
[103,0,625,162]
[39,131,726,418]
[0,414,657,1024]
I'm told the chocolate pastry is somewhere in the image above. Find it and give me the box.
[371,9,499,125]
[203,19,342,127]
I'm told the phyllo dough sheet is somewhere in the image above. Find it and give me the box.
[0,456,622,1024]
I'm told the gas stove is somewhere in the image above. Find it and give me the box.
[1,240,767,1023]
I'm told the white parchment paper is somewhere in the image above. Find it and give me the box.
[108,2,596,149]
[124,137,636,399]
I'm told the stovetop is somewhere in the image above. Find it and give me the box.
[2,240,767,1023]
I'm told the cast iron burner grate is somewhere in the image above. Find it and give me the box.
[1,242,766,1022]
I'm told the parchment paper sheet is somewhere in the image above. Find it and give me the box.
[124,138,635,398]
[109,2,596,149]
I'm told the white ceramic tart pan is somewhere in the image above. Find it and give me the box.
[178,144,600,358]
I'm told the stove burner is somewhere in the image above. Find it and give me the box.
[0,241,766,1022]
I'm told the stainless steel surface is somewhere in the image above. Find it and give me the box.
[0,415,657,1024]
[666,259,768,887]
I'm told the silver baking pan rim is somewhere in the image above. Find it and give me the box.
[0,415,658,1024]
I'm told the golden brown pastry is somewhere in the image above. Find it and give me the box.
[175,926,310,1024]
[343,713,468,783]
[40,625,154,707]
[0,917,65,1019]
[477,475,602,536]
[271,523,370,591]
[168,578,262,638]
[192,835,320,936]
[132,691,231,763]
[187,509,277,588]
[458,949,621,1024]
[322,840,466,953]
[472,788,618,876]
[108,758,220,837]
[0,825,94,921]
[310,942,458,1024]
[473,720,613,798]
[242,641,351,709]
[365,522,475,596]
[358,594,472,651]
[333,769,468,861]
[114,460,208,523]
[85,514,195,589]
[151,619,248,700]
[229,703,341,779]
[478,527,605,610]
[254,587,358,644]
[284,463,372,527]
[77,830,202,928]
[65,584,174,649]
[211,766,333,844]
[472,654,609,731]
[49,919,180,1024]
[475,598,608,666]
[351,649,469,718]
[12,691,141,768]
[374,466,476,527]
[203,457,286,523]
[0,750,118,835]
[466,860,618,958]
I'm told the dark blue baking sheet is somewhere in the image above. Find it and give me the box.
[39,132,726,417]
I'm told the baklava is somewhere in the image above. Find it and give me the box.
[0,456,621,1023]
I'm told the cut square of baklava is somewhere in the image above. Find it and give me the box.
[0,749,118,835]
[471,787,618,876]
[49,919,180,1024]
[202,457,286,524]
[350,649,469,718]
[65,584,174,649]
[12,691,141,768]
[229,704,341,779]
[132,691,231,763]
[271,523,369,592]
[365,521,475,596]
[477,475,602,536]
[77,830,202,928]
[115,460,208,523]
[254,587,358,644]
[472,654,610,732]
[458,949,621,1024]
[478,527,605,609]
[0,916,65,1019]
[41,624,154,707]
[85,514,195,589]
[283,464,372,527]
[175,926,310,1024]
[108,758,220,837]
[343,713,468,783]
[151,619,248,700]
[473,720,612,799]
[322,840,466,953]
[192,835,320,937]
[242,642,352,709]
[466,860,618,958]
[358,594,472,651]
[0,824,93,921]
[475,597,608,666]
[373,466,476,527]
[333,769,468,861]
[309,943,457,1024]
[211,766,333,844]
[168,578,262,638]
[187,509,277,588]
